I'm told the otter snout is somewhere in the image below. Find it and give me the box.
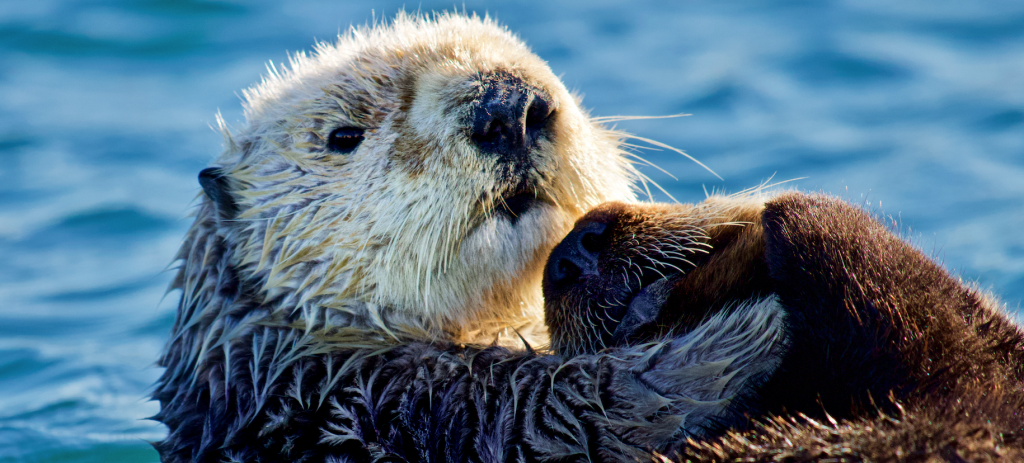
[471,72,554,169]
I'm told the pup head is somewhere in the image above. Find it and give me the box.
[543,196,770,355]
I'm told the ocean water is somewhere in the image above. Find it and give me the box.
[1,0,1022,461]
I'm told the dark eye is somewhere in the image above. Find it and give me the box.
[327,127,365,153]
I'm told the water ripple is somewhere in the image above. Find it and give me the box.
[1,1,1022,461]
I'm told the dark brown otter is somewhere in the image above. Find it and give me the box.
[543,192,1024,460]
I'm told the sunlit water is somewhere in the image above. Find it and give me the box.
[1,1,1022,461]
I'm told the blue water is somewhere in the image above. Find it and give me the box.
[1,1,1022,461]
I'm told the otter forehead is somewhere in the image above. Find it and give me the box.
[241,14,560,134]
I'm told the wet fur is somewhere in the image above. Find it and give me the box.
[154,301,784,461]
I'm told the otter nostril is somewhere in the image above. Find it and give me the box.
[474,120,502,145]
[525,97,552,131]
[545,221,606,287]
[551,258,582,285]
[580,231,604,255]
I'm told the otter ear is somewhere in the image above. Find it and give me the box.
[198,167,238,220]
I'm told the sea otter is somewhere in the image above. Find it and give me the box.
[151,11,646,460]
[543,191,1024,460]
[152,12,745,462]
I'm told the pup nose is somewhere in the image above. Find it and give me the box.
[546,221,608,286]
[471,72,553,165]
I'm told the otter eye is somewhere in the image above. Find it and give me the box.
[327,127,365,153]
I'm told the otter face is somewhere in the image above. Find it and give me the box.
[197,14,637,340]
[543,196,772,356]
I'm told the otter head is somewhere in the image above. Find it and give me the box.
[543,195,773,356]
[187,13,637,344]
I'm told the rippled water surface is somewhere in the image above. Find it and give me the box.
[1,1,1022,461]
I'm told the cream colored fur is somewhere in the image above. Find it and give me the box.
[177,12,638,355]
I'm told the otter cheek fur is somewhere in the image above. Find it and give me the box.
[173,13,638,349]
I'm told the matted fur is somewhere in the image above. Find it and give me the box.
[159,289,785,462]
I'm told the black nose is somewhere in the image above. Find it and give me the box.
[546,221,608,286]
[471,72,554,165]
